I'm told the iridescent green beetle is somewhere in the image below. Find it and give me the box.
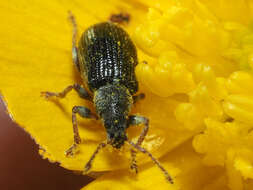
[41,12,173,183]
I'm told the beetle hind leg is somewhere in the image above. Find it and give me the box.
[68,11,80,71]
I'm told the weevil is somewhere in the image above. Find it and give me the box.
[41,12,173,184]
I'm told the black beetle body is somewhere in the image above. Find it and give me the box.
[78,22,138,94]
[78,22,138,148]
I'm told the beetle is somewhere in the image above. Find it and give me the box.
[41,11,173,184]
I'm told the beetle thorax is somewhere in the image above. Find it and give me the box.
[94,83,133,148]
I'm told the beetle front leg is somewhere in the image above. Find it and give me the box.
[128,115,149,173]
[83,142,107,174]
[65,106,98,157]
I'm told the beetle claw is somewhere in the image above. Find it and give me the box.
[83,163,91,174]
[130,162,138,174]
[40,91,54,99]
[65,144,79,157]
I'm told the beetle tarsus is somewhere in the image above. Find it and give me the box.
[83,163,91,174]
[40,91,56,99]
[65,143,79,157]
[130,149,138,173]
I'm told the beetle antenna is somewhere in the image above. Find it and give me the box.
[127,140,173,184]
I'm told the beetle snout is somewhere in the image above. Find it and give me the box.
[107,132,127,149]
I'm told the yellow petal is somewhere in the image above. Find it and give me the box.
[0,0,195,174]
[2,0,253,189]
[0,0,148,172]
[82,141,224,190]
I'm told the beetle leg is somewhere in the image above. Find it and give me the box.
[127,115,149,173]
[65,106,98,157]
[133,93,145,104]
[127,140,173,184]
[83,142,107,174]
[68,11,80,71]
[41,83,92,101]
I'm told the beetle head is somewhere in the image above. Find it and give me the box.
[107,128,127,149]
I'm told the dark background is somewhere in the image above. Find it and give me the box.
[0,98,93,190]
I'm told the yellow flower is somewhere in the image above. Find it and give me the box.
[1,0,253,189]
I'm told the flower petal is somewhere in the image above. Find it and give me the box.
[82,141,225,190]
[0,0,194,173]
[0,0,147,172]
